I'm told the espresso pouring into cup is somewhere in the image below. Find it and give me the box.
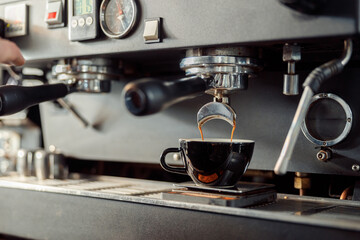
[197,101,237,141]
[161,96,254,187]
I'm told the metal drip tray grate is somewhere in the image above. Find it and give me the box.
[65,181,131,191]
[0,174,175,197]
[99,184,178,196]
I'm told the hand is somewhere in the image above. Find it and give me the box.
[0,38,25,66]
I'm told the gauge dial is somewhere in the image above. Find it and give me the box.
[100,0,137,38]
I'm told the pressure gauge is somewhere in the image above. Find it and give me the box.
[100,0,137,38]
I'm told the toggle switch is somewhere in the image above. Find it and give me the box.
[143,18,161,43]
[48,12,57,20]
[45,0,64,28]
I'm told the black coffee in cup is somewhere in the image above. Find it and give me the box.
[160,138,255,187]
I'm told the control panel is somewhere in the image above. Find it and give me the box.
[69,0,100,41]
[0,1,356,64]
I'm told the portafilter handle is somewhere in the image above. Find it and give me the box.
[0,83,71,116]
[123,76,208,116]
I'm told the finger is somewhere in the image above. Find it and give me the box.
[0,39,25,66]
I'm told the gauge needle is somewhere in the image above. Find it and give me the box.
[115,0,126,29]
[118,16,126,30]
[114,0,126,30]
[115,0,123,15]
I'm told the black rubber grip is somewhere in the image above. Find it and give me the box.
[124,76,207,116]
[303,60,343,93]
[0,84,69,116]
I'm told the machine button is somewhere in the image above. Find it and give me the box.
[71,19,78,28]
[143,18,161,43]
[78,18,85,27]
[45,0,63,25]
[86,16,93,26]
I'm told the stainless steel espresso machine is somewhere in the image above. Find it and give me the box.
[0,0,360,239]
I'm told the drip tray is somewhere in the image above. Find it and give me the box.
[161,182,277,208]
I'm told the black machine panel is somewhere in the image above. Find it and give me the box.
[0,0,359,177]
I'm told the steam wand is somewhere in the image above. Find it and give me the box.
[274,38,353,175]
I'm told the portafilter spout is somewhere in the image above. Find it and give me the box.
[197,95,237,140]
[197,101,236,128]
[274,39,353,175]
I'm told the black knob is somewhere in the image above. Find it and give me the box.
[0,84,70,116]
[124,76,207,116]
[279,0,327,14]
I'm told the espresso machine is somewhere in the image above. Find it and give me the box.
[0,0,360,239]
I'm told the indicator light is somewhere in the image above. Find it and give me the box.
[48,12,57,20]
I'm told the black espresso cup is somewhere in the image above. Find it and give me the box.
[160,138,255,187]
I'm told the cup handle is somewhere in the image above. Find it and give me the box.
[160,148,187,175]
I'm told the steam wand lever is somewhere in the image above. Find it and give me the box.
[274,39,353,175]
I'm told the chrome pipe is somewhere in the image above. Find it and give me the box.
[274,86,313,175]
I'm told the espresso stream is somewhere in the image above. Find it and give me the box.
[198,120,236,142]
